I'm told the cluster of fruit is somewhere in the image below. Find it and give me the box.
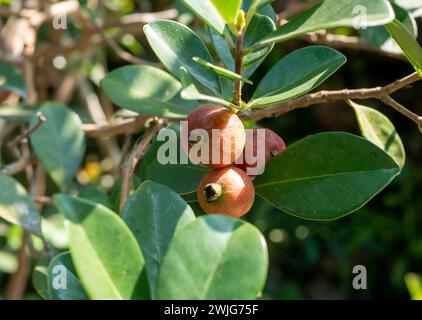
[184,105,286,218]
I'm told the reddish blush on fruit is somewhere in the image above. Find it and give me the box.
[184,105,246,169]
[237,128,286,178]
[197,167,255,218]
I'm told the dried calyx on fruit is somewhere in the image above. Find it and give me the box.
[197,167,255,218]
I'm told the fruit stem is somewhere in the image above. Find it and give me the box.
[203,183,223,202]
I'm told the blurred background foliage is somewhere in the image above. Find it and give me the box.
[0,0,422,300]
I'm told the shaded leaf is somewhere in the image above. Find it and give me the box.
[48,252,88,300]
[349,100,405,168]
[254,132,401,220]
[0,172,42,236]
[30,103,85,189]
[144,20,221,95]
[157,215,268,299]
[0,60,26,97]
[101,65,196,118]
[255,0,395,48]
[138,123,210,194]
[251,46,346,108]
[121,181,195,299]
[54,195,149,300]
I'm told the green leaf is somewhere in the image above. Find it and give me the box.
[361,3,417,55]
[192,57,253,84]
[138,123,210,194]
[209,27,235,70]
[0,172,42,236]
[254,132,401,220]
[30,103,86,189]
[180,0,242,34]
[144,20,221,95]
[405,272,422,300]
[33,257,51,300]
[101,65,196,118]
[48,252,88,300]
[180,67,239,109]
[254,0,395,48]
[251,46,347,108]
[211,0,242,27]
[53,195,149,300]
[349,100,406,169]
[243,0,277,22]
[208,13,275,78]
[243,13,276,77]
[121,181,195,299]
[157,215,268,299]
[385,19,422,72]
[0,61,26,97]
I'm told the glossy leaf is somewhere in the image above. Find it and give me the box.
[254,132,401,220]
[33,258,51,300]
[361,3,417,55]
[0,172,42,236]
[30,103,85,189]
[100,65,196,118]
[180,67,238,109]
[180,0,226,34]
[144,20,221,95]
[209,13,276,78]
[192,57,253,84]
[254,0,395,48]
[0,61,26,97]
[53,195,149,300]
[157,215,268,299]
[385,19,422,72]
[209,28,235,70]
[121,181,195,299]
[211,0,242,26]
[349,100,406,168]
[251,46,347,108]
[243,14,276,77]
[48,252,88,300]
[138,123,210,194]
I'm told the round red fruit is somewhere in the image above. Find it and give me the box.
[197,167,255,218]
[237,128,286,177]
[184,105,245,169]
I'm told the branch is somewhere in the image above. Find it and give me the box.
[8,112,46,157]
[233,33,245,106]
[82,116,151,138]
[94,21,161,67]
[119,118,166,212]
[248,72,422,122]
[381,96,422,126]
[104,9,178,28]
[0,156,35,175]
[304,32,407,61]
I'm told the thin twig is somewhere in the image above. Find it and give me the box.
[8,112,46,155]
[0,156,35,175]
[304,32,407,61]
[82,115,151,138]
[247,72,422,121]
[381,96,422,126]
[94,21,160,67]
[119,118,166,212]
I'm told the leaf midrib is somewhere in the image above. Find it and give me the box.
[255,167,398,188]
